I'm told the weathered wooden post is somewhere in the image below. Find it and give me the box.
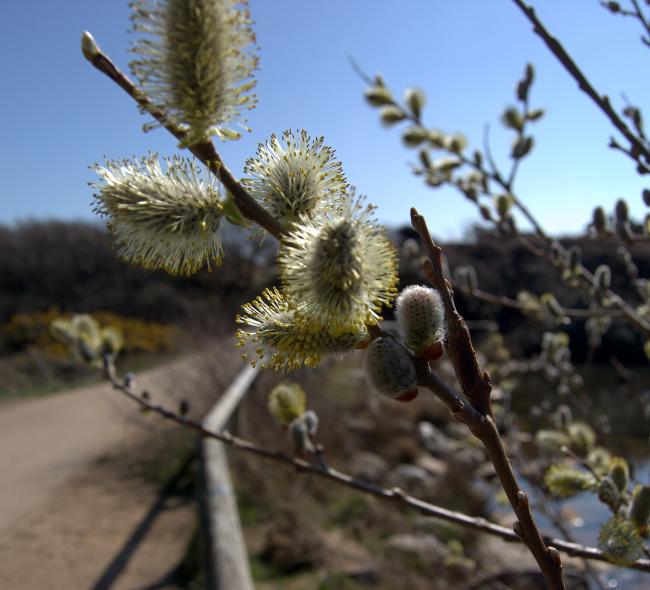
[201,365,259,590]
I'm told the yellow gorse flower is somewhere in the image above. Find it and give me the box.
[51,314,125,365]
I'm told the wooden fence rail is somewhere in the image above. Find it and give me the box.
[200,365,260,590]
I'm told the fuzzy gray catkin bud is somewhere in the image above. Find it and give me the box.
[289,418,313,454]
[598,477,620,510]
[404,88,426,119]
[615,199,629,223]
[366,337,418,402]
[81,31,100,61]
[594,265,611,291]
[592,206,608,235]
[609,457,629,493]
[396,285,445,356]
[302,410,319,438]
[364,86,394,107]
[629,485,650,527]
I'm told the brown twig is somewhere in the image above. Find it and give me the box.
[468,288,623,319]
[512,233,650,337]
[510,0,650,168]
[411,208,567,590]
[102,355,650,574]
[80,32,284,239]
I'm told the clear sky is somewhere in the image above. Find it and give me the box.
[1,0,649,239]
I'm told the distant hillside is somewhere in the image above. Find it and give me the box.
[2,220,648,364]
[0,220,275,324]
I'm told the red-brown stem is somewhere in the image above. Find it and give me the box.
[411,208,566,590]
[82,35,284,239]
[510,0,650,167]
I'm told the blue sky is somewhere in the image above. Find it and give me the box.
[1,0,649,239]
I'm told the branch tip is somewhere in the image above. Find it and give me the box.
[81,31,100,62]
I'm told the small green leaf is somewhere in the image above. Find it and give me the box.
[223,193,251,228]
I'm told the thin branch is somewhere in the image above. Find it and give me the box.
[510,0,650,168]
[410,208,567,590]
[505,95,530,192]
[468,288,624,319]
[411,208,493,416]
[81,32,284,239]
[101,356,650,574]
[512,233,650,337]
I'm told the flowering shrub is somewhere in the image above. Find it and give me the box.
[3,309,174,357]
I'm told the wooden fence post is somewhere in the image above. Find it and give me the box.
[201,365,260,590]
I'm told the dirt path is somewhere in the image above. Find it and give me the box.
[0,357,200,589]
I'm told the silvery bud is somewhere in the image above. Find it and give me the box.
[609,457,629,493]
[396,285,446,357]
[629,485,650,528]
[495,194,513,217]
[592,206,608,235]
[527,108,545,121]
[302,410,319,438]
[540,293,565,321]
[445,134,467,154]
[479,205,493,221]
[81,31,100,61]
[380,106,407,126]
[511,136,534,159]
[366,337,418,402]
[402,126,429,147]
[598,476,621,510]
[594,265,611,291]
[568,246,581,273]
[404,88,426,119]
[604,2,621,13]
[568,421,596,454]
[365,86,395,107]
[289,418,314,454]
[501,106,524,131]
[516,63,535,101]
[268,383,306,426]
[615,198,629,222]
